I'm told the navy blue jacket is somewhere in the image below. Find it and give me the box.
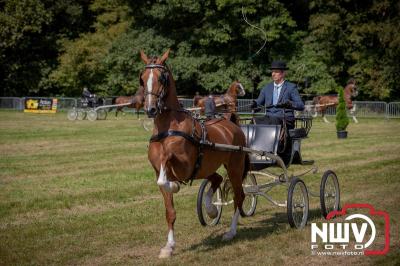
[255,81,304,121]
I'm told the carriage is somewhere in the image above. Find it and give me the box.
[67,95,108,121]
[196,113,340,228]
[139,49,342,258]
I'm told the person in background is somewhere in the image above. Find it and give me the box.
[82,87,96,107]
[82,87,94,98]
[204,92,216,119]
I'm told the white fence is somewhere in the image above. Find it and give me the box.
[1,97,399,118]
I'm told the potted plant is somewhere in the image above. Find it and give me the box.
[336,88,350,138]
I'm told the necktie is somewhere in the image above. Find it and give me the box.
[273,85,279,105]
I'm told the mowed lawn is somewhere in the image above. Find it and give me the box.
[0,110,399,265]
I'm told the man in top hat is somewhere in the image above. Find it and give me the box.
[82,86,96,107]
[251,60,304,129]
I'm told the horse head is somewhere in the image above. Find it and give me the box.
[140,49,177,117]
[228,80,246,97]
[345,79,358,99]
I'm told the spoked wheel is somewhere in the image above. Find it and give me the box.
[320,170,340,219]
[241,172,257,217]
[67,108,78,121]
[197,179,223,226]
[142,118,154,131]
[97,109,107,120]
[76,109,86,120]
[87,110,98,121]
[287,177,309,228]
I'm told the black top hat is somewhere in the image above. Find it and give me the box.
[269,60,289,70]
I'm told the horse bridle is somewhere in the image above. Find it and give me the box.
[141,63,170,116]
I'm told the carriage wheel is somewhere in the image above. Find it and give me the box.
[241,173,257,217]
[67,108,78,121]
[320,170,340,219]
[87,110,98,121]
[97,109,107,120]
[76,109,86,120]
[142,118,154,131]
[287,177,309,228]
[197,179,223,226]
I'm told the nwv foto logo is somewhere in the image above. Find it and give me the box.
[311,204,390,256]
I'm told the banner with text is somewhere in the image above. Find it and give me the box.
[24,98,58,113]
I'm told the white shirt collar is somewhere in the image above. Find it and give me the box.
[274,80,285,88]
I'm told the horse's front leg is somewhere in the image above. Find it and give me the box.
[157,164,180,193]
[159,187,176,259]
[322,112,330,123]
[350,106,358,123]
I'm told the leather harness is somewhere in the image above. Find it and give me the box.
[143,62,221,185]
[149,117,210,185]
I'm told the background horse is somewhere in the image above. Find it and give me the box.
[140,49,249,258]
[312,79,358,123]
[112,86,145,118]
[193,80,245,124]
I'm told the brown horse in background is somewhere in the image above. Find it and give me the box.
[140,49,249,258]
[112,86,145,118]
[193,80,245,124]
[312,79,358,123]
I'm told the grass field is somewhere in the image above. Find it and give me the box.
[0,110,399,265]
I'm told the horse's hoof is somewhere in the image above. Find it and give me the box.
[206,204,218,219]
[158,246,173,259]
[222,231,235,241]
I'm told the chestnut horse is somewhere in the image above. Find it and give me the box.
[112,86,145,118]
[193,81,245,124]
[140,49,249,258]
[193,80,245,113]
[312,79,358,123]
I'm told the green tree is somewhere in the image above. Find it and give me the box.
[104,0,301,96]
[0,0,95,96]
[303,0,400,100]
[49,0,130,96]
[336,88,349,131]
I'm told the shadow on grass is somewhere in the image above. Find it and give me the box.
[182,208,324,254]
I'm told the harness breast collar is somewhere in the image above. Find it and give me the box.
[149,115,209,185]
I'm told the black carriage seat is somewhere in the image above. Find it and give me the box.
[240,124,281,171]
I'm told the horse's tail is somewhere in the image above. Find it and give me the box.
[242,153,250,182]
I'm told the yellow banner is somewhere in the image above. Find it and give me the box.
[24,98,58,113]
